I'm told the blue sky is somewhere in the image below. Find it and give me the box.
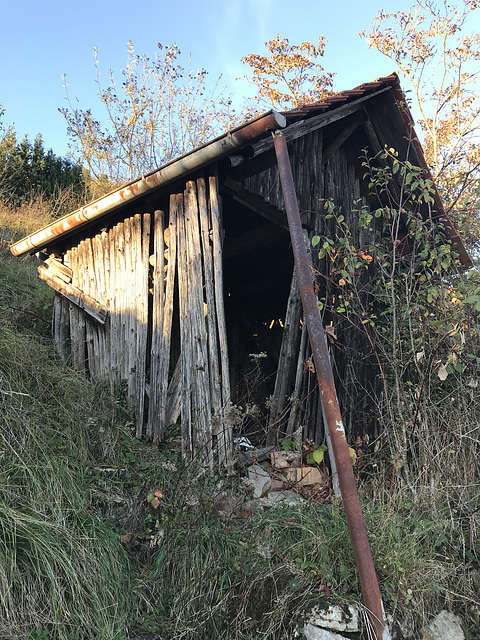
[0,0,436,158]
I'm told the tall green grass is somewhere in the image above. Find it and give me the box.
[0,199,478,639]
[0,219,133,639]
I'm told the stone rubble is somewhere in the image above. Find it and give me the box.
[428,610,465,640]
[239,447,470,640]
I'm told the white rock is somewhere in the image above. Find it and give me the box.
[267,490,305,506]
[247,463,270,498]
[428,610,465,640]
[300,624,349,640]
[305,601,360,632]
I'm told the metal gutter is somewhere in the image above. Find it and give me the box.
[10,111,286,257]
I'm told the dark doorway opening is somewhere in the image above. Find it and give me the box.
[221,193,294,439]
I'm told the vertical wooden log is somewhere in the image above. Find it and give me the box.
[208,173,233,472]
[108,223,119,387]
[198,176,226,470]
[147,210,163,439]
[124,216,136,400]
[68,246,87,371]
[53,292,71,364]
[81,238,100,378]
[285,321,309,438]
[92,231,109,379]
[176,194,193,460]
[115,221,127,382]
[208,175,230,405]
[133,212,150,438]
[181,182,211,467]
[163,205,177,416]
[164,356,181,426]
[95,228,113,388]
[268,268,302,443]
[197,177,222,414]
[110,223,119,382]
[147,209,166,441]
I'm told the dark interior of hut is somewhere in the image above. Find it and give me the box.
[221,192,294,432]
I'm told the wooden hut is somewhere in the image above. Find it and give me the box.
[11,74,469,471]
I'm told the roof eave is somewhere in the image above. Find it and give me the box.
[10,110,286,257]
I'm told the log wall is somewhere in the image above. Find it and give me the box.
[51,172,233,472]
[49,131,380,457]
[244,134,380,444]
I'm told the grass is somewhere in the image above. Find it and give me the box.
[0,210,134,639]
[0,199,478,639]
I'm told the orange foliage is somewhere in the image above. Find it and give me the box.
[241,35,335,111]
[361,0,480,252]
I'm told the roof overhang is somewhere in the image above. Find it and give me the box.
[10,73,471,267]
[10,110,286,257]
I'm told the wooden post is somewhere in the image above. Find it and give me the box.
[134,212,150,437]
[208,173,234,472]
[184,181,213,469]
[268,268,302,443]
[148,209,166,442]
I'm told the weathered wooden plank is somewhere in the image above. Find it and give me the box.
[149,203,181,442]
[80,238,100,378]
[42,257,73,283]
[164,356,181,427]
[208,175,230,405]
[67,246,87,371]
[176,193,193,459]
[134,212,150,438]
[109,223,119,381]
[108,222,121,386]
[124,216,136,400]
[147,210,166,441]
[160,205,178,439]
[53,292,71,364]
[197,177,221,413]
[114,221,127,382]
[285,321,309,439]
[152,202,178,443]
[268,268,302,442]
[185,181,213,468]
[91,231,110,379]
[39,266,108,324]
[322,116,364,165]
[208,172,233,471]
[222,176,288,230]
[100,228,113,386]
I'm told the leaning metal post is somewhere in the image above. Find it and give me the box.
[273,131,390,640]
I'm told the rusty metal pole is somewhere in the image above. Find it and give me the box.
[273,131,389,640]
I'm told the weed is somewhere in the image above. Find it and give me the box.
[0,197,478,639]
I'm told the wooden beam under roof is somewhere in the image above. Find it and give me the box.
[222,175,289,230]
[223,221,287,259]
[252,85,393,157]
[322,111,367,165]
[228,89,392,183]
